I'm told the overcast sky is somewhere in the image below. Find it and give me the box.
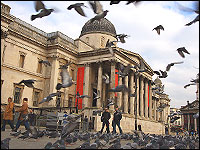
[2,1,199,109]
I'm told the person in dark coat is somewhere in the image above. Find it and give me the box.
[14,98,31,133]
[112,106,123,134]
[100,107,111,134]
[1,97,15,131]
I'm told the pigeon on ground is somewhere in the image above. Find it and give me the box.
[10,130,21,137]
[56,65,76,90]
[18,131,30,140]
[116,34,129,43]
[109,84,129,92]
[18,79,41,88]
[166,61,184,71]
[1,138,11,149]
[67,3,87,17]
[44,142,53,149]
[177,47,190,58]
[39,91,61,104]
[39,60,51,67]
[61,121,80,138]
[31,1,54,21]
[152,25,164,35]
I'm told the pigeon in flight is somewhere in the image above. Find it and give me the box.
[193,112,199,119]
[106,39,118,56]
[76,92,90,99]
[110,1,121,5]
[152,25,164,35]
[67,3,87,17]
[56,65,76,90]
[116,64,134,78]
[109,84,129,92]
[31,1,54,21]
[134,59,147,73]
[184,83,196,88]
[185,15,199,26]
[89,1,109,22]
[190,78,199,83]
[116,34,129,43]
[18,79,41,88]
[177,47,190,58]
[102,73,110,84]
[154,70,168,78]
[39,91,61,104]
[126,1,142,6]
[93,90,101,100]
[166,61,184,72]
[39,60,51,67]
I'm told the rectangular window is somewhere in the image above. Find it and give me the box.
[19,55,25,68]
[37,61,42,73]
[33,88,41,107]
[13,84,24,104]
[71,69,74,80]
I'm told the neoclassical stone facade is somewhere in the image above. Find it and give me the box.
[1,3,170,134]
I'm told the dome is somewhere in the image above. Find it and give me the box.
[80,18,117,37]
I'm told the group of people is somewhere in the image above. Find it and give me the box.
[1,97,33,133]
[100,106,123,134]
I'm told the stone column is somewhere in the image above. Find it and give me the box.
[117,77,122,109]
[109,61,116,111]
[194,118,197,132]
[49,56,59,106]
[149,81,153,119]
[140,76,144,117]
[129,72,135,115]
[187,114,190,131]
[136,75,140,117]
[83,63,91,108]
[124,75,129,114]
[156,100,159,121]
[144,79,148,118]
[97,63,103,108]
[154,99,157,120]
[102,83,106,108]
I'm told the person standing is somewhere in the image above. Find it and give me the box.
[83,116,88,132]
[100,107,111,134]
[1,97,15,131]
[112,106,123,134]
[14,98,31,133]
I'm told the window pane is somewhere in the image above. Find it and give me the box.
[19,55,25,68]
[14,87,21,104]
[33,91,40,107]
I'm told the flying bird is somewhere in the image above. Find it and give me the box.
[185,15,199,26]
[76,92,90,99]
[190,78,199,83]
[93,90,101,100]
[106,39,118,56]
[184,83,196,88]
[193,112,199,119]
[116,64,134,78]
[56,66,76,90]
[126,1,142,6]
[31,1,54,21]
[154,70,168,78]
[67,3,87,17]
[110,1,121,5]
[18,79,41,88]
[39,60,51,67]
[109,84,129,92]
[89,1,109,22]
[116,34,129,43]
[152,25,164,35]
[177,47,190,58]
[39,91,61,104]
[166,61,184,72]
[134,59,147,73]
[102,73,110,84]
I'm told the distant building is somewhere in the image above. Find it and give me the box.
[1,2,171,134]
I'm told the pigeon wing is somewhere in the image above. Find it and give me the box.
[35,1,46,12]
[95,1,103,14]
[89,1,96,14]
[61,69,70,85]
[177,49,185,58]
[154,71,161,76]
[119,37,125,43]
[181,47,190,54]
[74,7,86,17]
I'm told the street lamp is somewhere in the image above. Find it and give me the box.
[76,91,80,113]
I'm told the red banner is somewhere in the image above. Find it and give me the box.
[115,69,119,97]
[75,67,85,109]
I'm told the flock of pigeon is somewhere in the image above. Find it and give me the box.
[2,129,199,149]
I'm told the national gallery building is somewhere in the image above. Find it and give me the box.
[1,3,170,134]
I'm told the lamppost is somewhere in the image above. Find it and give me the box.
[76,91,80,113]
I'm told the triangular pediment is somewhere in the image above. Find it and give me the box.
[180,100,199,111]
